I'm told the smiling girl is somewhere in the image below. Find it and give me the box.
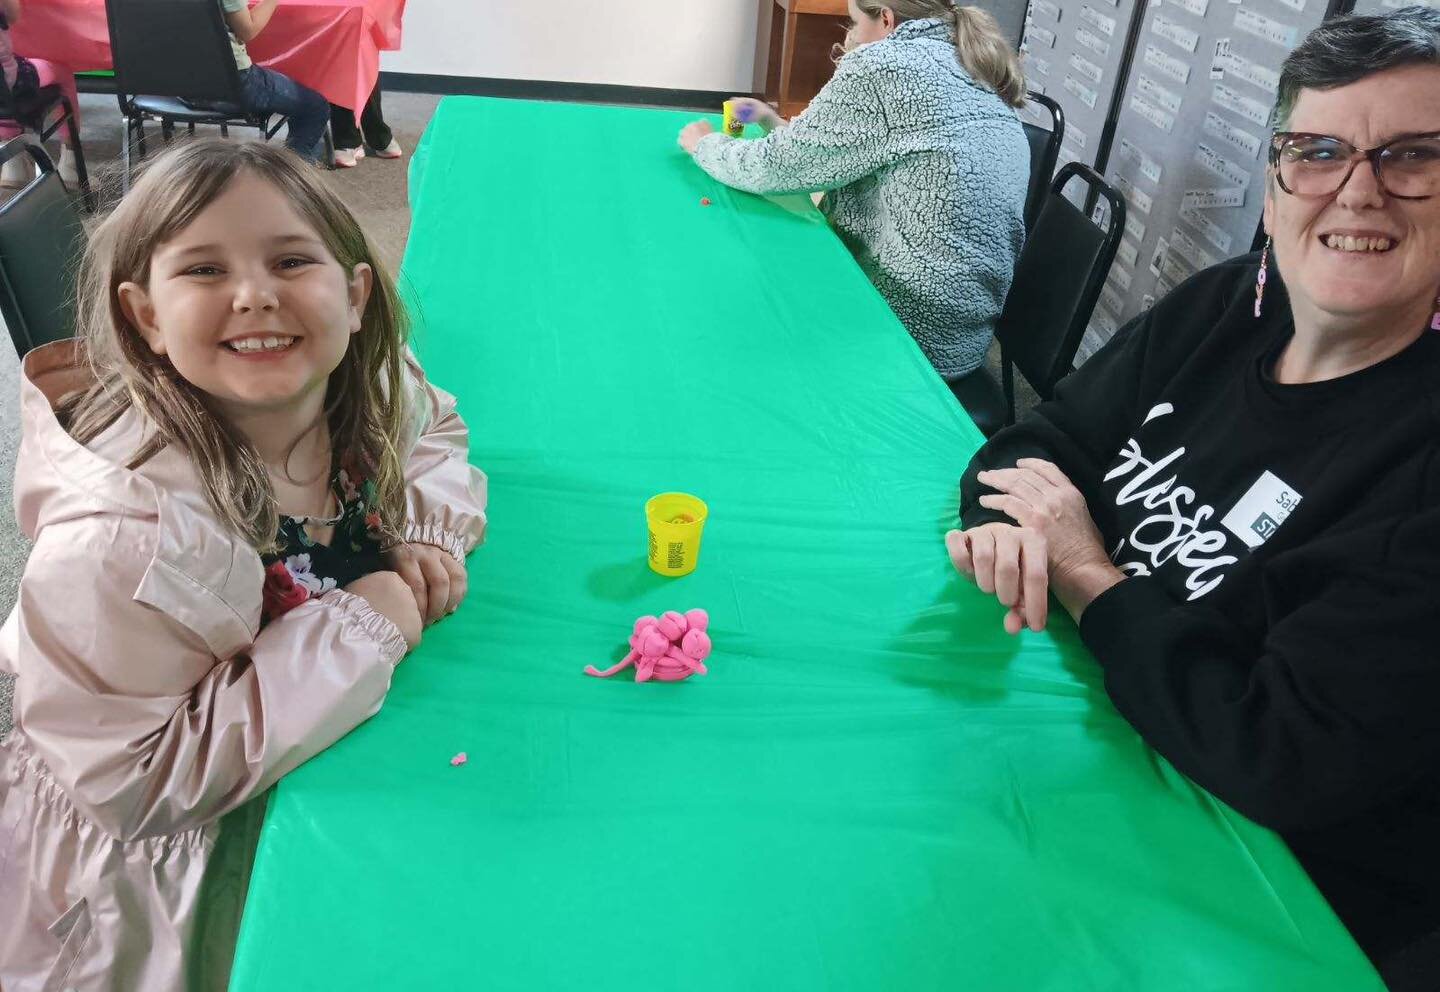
[0,138,487,990]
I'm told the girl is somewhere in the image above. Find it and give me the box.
[0,0,82,188]
[0,138,487,990]
[678,1,1029,432]
[330,80,404,169]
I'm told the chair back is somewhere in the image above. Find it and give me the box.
[996,162,1124,413]
[104,0,244,106]
[0,137,87,357]
[1020,92,1063,233]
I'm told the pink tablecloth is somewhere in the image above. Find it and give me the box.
[8,0,405,112]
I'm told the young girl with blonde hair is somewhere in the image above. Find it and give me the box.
[679,1,1029,431]
[0,137,487,990]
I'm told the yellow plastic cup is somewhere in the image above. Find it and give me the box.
[646,492,709,577]
[722,100,745,138]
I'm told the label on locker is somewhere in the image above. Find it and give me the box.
[1029,55,1053,76]
[1152,15,1200,52]
[1167,0,1209,16]
[1195,142,1252,188]
[1076,26,1112,57]
[1069,52,1105,84]
[1203,112,1263,159]
[1277,0,1306,11]
[1179,204,1234,254]
[1124,211,1148,244]
[1234,8,1297,48]
[1182,186,1246,209]
[1213,83,1271,127]
[1222,51,1280,93]
[1111,264,1134,291]
[1136,74,1183,114]
[1162,249,1196,285]
[1118,240,1141,269]
[1065,75,1100,109]
[1170,227,1219,272]
[1114,174,1155,214]
[1129,95,1175,133]
[1143,44,1191,84]
[1100,284,1126,319]
[1118,139,1164,184]
[1149,237,1170,277]
[1029,25,1058,47]
[1034,0,1063,19]
[1080,4,1119,36]
[1069,123,1090,149]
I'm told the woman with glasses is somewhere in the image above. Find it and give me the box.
[948,7,1440,988]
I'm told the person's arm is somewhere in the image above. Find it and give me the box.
[1081,503,1440,831]
[397,354,488,561]
[14,525,409,842]
[690,55,892,196]
[222,0,277,44]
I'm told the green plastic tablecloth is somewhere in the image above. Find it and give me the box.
[228,98,1381,990]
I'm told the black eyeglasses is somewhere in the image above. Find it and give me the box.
[1268,131,1440,200]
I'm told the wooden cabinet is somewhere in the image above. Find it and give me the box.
[753,0,850,119]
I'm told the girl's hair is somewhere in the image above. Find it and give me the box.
[839,2,1026,108]
[62,138,409,552]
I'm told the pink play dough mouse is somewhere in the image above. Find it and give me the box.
[585,609,712,682]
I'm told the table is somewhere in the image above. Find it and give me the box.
[7,0,404,113]
[227,98,1383,990]
[757,0,848,119]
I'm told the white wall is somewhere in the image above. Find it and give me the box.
[381,0,763,93]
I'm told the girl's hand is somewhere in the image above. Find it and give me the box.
[344,571,423,649]
[946,523,1050,635]
[974,459,1124,619]
[726,97,784,132]
[678,120,716,155]
[383,542,469,625]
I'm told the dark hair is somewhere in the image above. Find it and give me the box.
[1273,5,1440,128]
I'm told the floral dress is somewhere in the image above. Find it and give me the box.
[260,463,387,623]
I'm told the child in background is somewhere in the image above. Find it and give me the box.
[330,79,403,168]
[219,0,330,162]
[0,139,487,990]
[0,0,82,188]
[679,1,1029,433]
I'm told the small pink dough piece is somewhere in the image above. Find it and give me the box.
[682,629,712,661]
[684,609,709,633]
[450,752,468,767]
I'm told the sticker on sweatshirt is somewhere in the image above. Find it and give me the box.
[1220,471,1302,549]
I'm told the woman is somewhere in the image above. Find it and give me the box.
[677,1,1028,430]
[0,0,81,188]
[329,81,403,169]
[950,7,1440,988]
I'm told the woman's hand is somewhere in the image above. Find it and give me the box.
[946,523,1050,635]
[678,120,716,155]
[343,571,423,650]
[382,543,469,626]
[726,97,785,132]
[974,458,1124,618]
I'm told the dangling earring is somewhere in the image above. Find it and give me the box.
[1254,237,1271,319]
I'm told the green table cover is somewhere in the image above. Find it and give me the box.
[228,98,1381,990]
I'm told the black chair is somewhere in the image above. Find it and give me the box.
[1020,92,1063,233]
[0,136,86,357]
[0,15,95,211]
[994,162,1125,426]
[104,0,295,189]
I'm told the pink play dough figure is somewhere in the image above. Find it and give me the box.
[585,609,712,682]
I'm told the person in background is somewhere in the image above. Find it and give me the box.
[678,1,1029,433]
[0,0,81,188]
[950,8,1440,988]
[330,80,403,168]
[219,0,329,162]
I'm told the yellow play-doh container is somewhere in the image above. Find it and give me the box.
[645,493,709,577]
[722,100,745,137]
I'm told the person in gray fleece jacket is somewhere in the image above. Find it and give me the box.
[680,1,1029,425]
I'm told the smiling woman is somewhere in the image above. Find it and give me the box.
[951,7,1440,989]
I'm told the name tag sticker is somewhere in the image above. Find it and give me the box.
[1222,471,1303,548]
